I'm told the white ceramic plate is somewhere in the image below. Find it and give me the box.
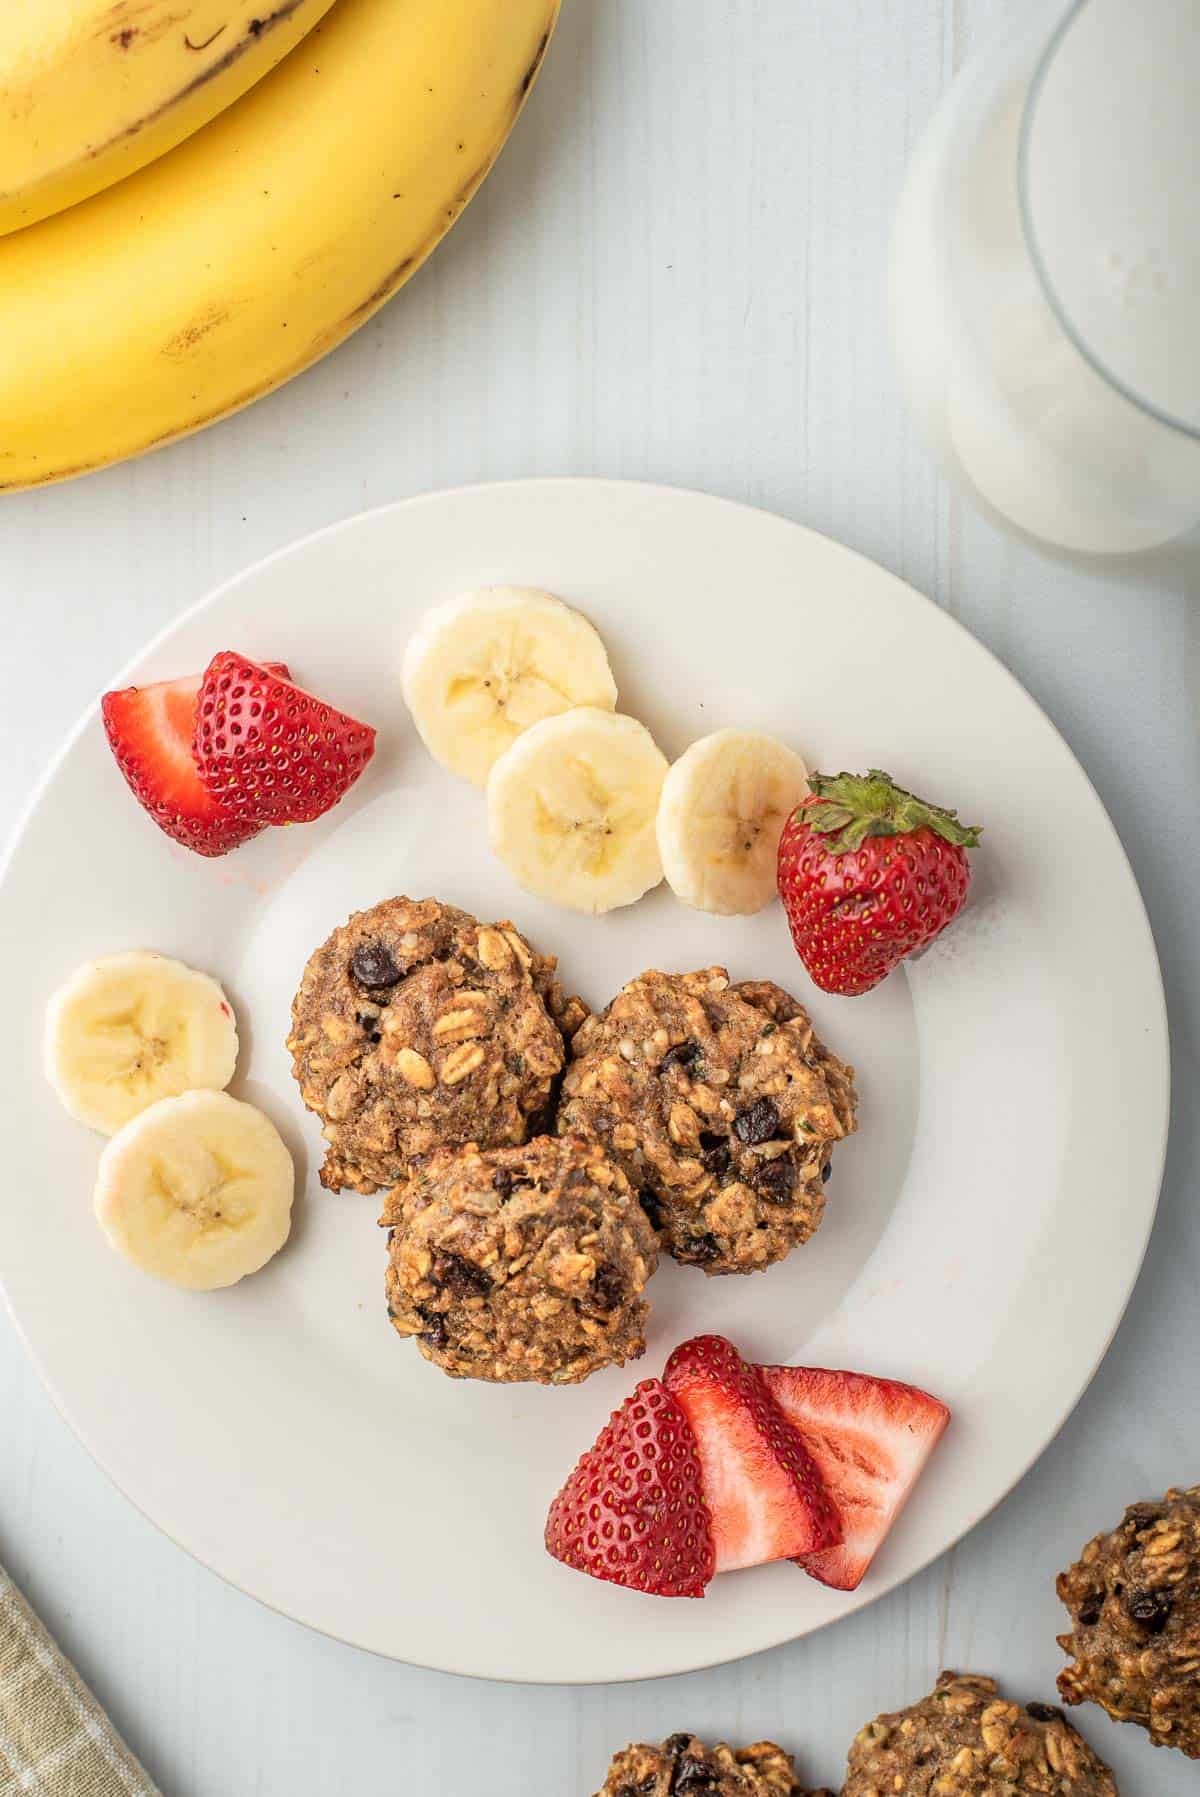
[0,481,1168,1683]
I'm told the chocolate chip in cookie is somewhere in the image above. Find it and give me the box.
[661,1040,702,1075]
[749,1158,795,1202]
[1125,1587,1172,1633]
[350,943,401,989]
[433,1251,492,1297]
[732,1096,779,1145]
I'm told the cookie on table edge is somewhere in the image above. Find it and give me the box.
[1058,1483,1200,1759]
[842,1671,1117,1796]
[594,1734,831,1797]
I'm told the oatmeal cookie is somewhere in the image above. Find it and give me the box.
[842,1672,1117,1797]
[288,896,582,1194]
[594,1735,827,1797]
[1057,1484,1200,1758]
[556,968,857,1274]
[381,1135,658,1384]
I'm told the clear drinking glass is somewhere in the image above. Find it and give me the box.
[889,0,1200,555]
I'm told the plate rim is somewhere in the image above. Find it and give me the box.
[0,476,1171,1683]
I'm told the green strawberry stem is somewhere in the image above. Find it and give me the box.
[806,769,982,856]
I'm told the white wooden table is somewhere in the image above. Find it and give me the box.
[2,2,1197,1790]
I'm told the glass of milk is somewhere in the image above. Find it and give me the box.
[890,0,1200,555]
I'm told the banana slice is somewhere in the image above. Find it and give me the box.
[45,951,239,1135]
[402,587,619,787]
[487,708,669,914]
[94,1090,294,1291]
[657,728,810,916]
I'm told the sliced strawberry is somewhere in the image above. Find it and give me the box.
[663,1336,840,1572]
[761,1365,950,1590]
[193,652,376,826]
[99,660,271,859]
[545,1379,714,1599]
[102,662,291,858]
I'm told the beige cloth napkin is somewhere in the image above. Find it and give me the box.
[0,1564,161,1797]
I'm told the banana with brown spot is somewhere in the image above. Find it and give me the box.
[0,0,560,488]
[0,0,336,235]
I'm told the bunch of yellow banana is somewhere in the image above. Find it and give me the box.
[0,0,559,490]
[0,2,339,233]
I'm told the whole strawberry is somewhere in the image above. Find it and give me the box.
[776,770,981,996]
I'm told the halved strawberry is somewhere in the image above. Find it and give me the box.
[760,1365,950,1590]
[101,662,290,858]
[193,652,376,826]
[545,1379,714,1598]
[663,1336,840,1572]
